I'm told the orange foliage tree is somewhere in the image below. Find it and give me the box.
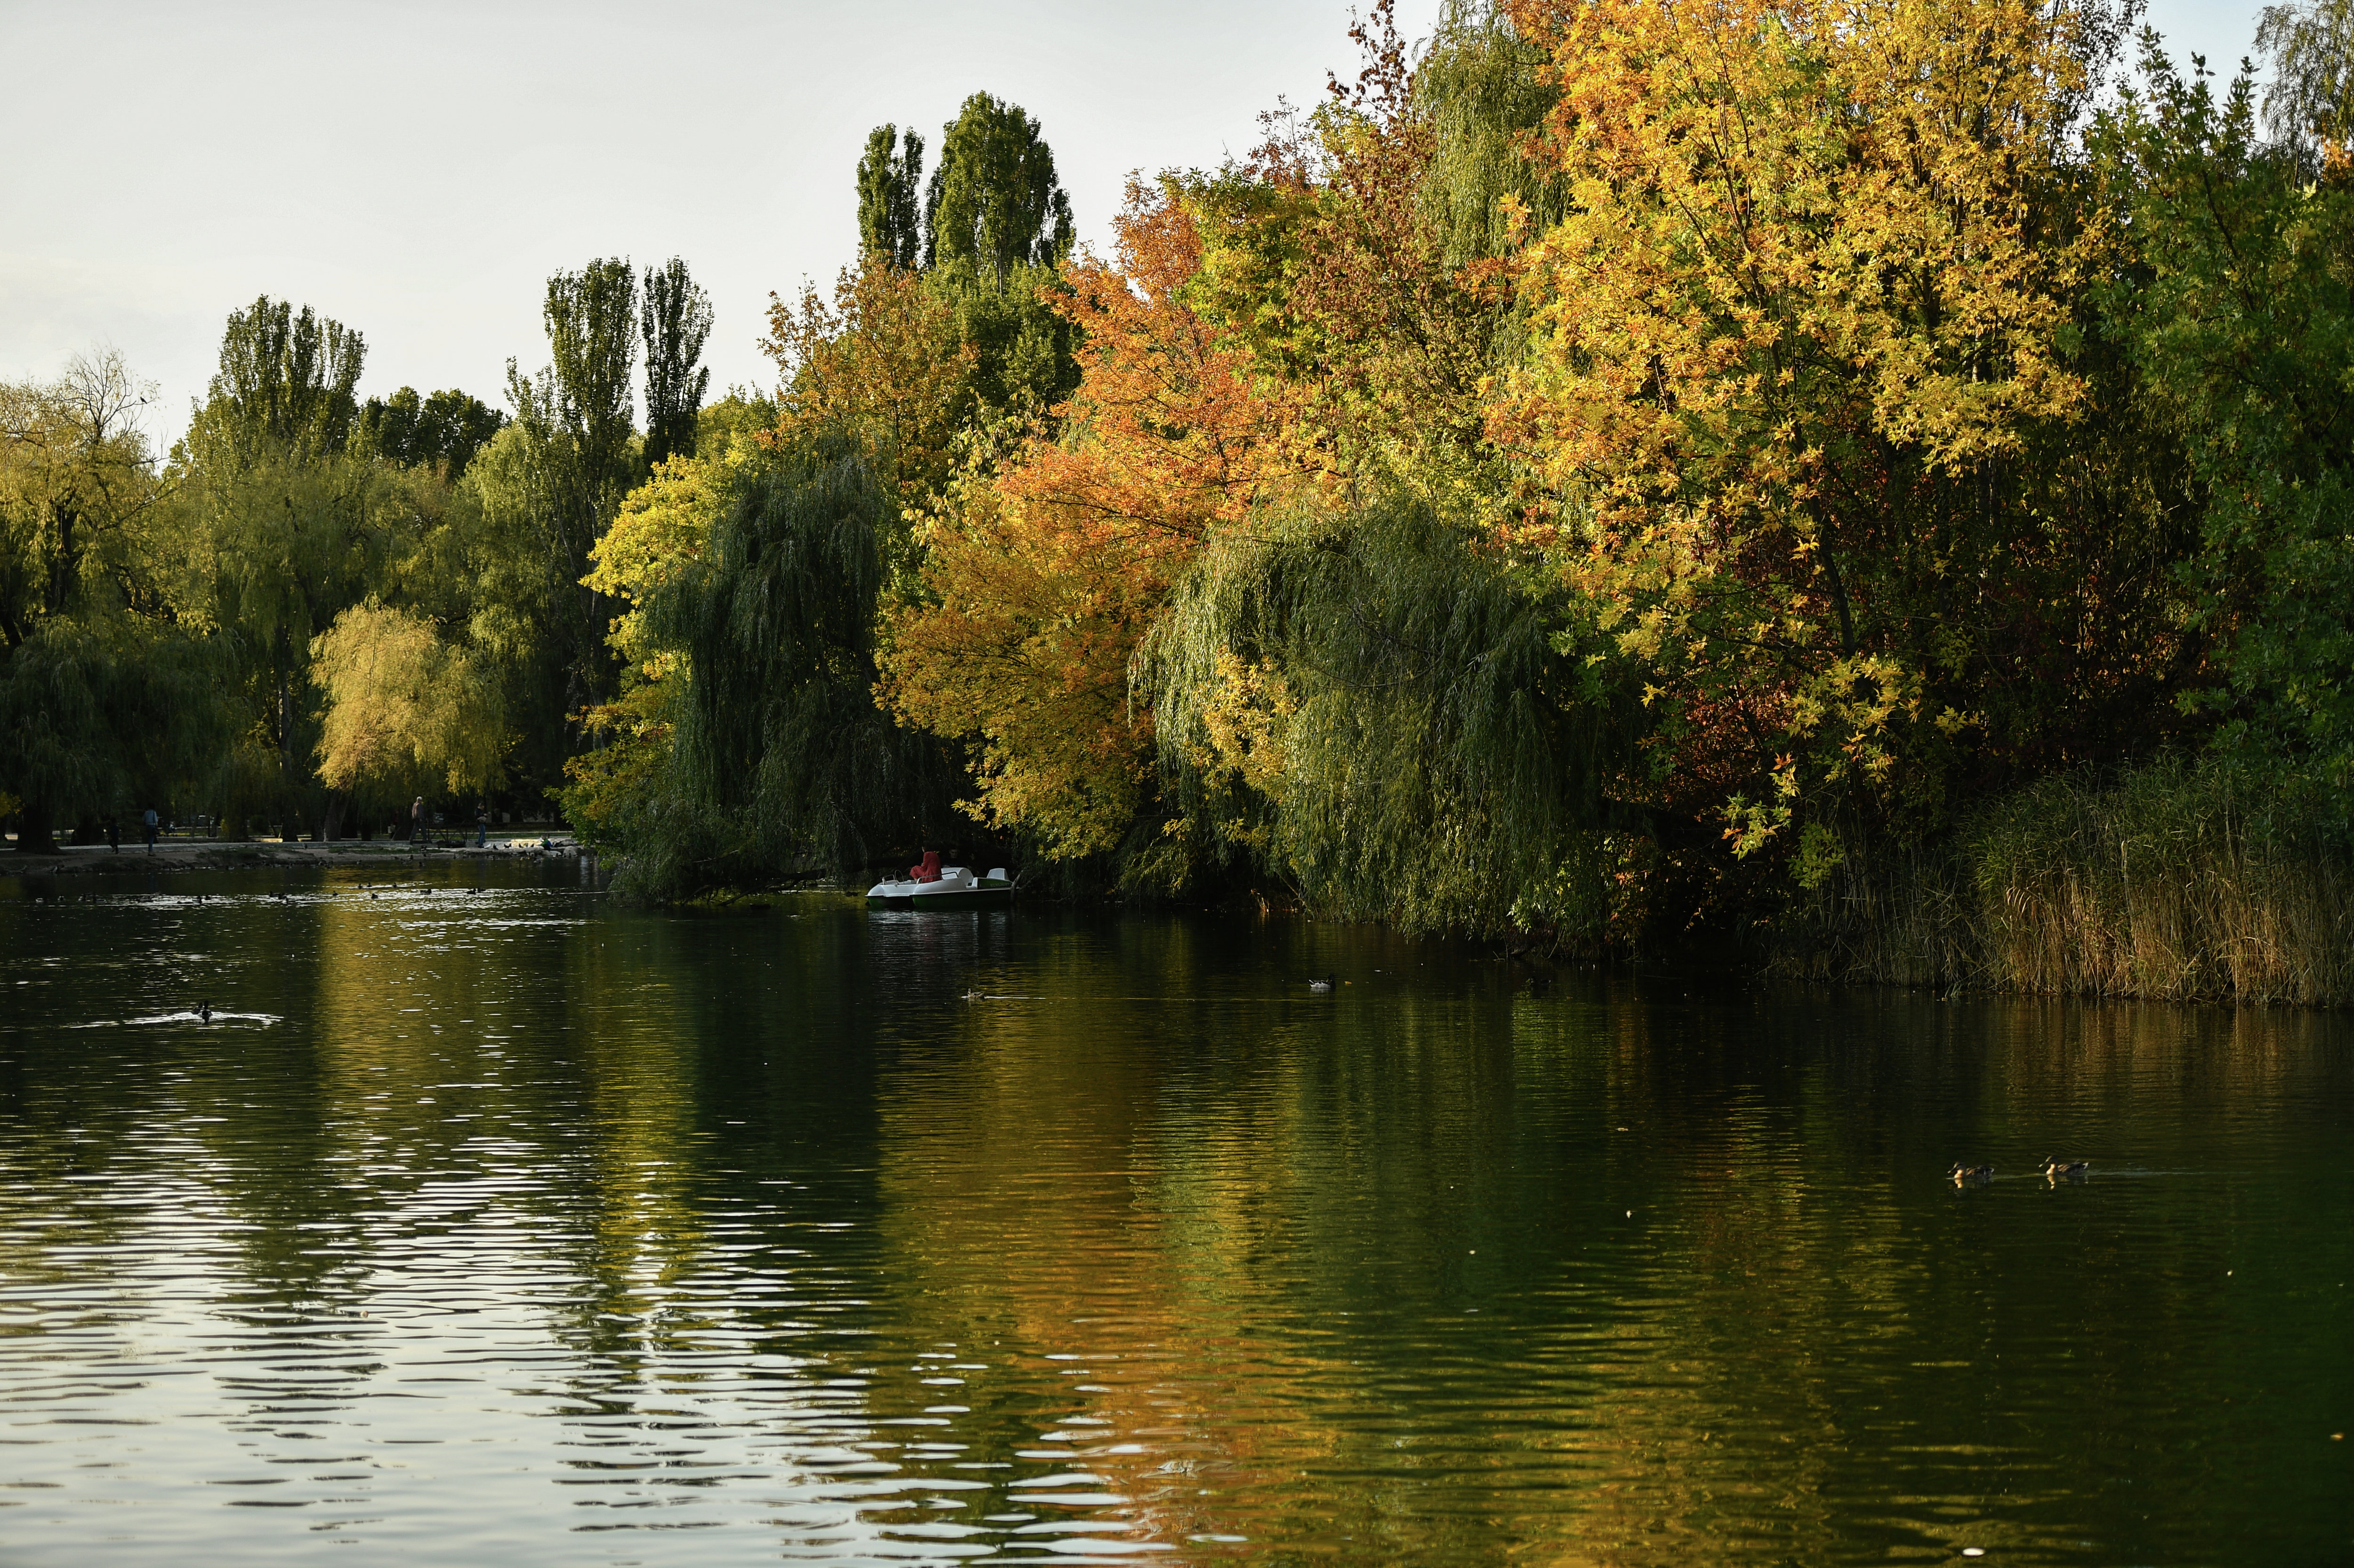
[879,180,1317,859]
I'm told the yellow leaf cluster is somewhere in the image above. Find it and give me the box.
[1494,0,2095,844]
[311,603,508,796]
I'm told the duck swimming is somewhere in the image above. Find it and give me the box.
[1309,974,1335,992]
[1948,1162,1993,1183]
[196,1001,212,1024]
[2039,1156,2090,1178]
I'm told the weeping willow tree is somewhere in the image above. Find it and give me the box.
[311,603,511,822]
[621,440,965,897]
[1143,492,1638,936]
[0,615,222,849]
[1416,0,1572,268]
[1122,4,1641,934]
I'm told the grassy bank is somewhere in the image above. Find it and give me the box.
[1769,759,2354,1005]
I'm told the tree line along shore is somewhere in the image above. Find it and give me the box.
[9,0,2354,1003]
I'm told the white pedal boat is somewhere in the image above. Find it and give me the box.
[866,862,1014,907]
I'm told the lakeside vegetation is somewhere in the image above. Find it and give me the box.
[8,0,2354,1000]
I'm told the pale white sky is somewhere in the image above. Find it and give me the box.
[0,0,2269,451]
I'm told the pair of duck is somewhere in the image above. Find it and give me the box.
[1949,1158,2088,1183]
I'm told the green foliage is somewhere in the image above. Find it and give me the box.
[2094,45,2354,779]
[1414,0,1569,268]
[540,257,639,502]
[0,614,221,848]
[641,258,713,468]
[312,602,510,803]
[855,101,1080,413]
[930,264,1080,413]
[175,293,532,833]
[0,349,177,641]
[354,387,504,478]
[924,92,1075,287]
[696,391,777,453]
[625,440,961,895]
[193,295,364,469]
[857,124,927,270]
[500,256,648,724]
[2258,0,2354,144]
[1146,492,1634,935]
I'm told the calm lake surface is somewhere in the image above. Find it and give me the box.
[0,860,2347,1567]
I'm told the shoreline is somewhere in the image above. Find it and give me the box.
[0,838,587,876]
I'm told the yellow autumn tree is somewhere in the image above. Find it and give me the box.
[312,603,509,798]
[763,257,975,527]
[1493,0,2102,851]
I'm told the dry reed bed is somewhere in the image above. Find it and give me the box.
[1770,761,2354,1005]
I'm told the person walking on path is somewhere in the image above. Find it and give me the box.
[476,803,489,848]
[142,807,158,852]
[410,796,424,844]
[106,814,119,852]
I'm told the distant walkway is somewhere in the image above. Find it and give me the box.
[1,836,587,876]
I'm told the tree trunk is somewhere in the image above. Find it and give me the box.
[322,790,347,842]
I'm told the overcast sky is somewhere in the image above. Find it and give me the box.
[0,0,2270,451]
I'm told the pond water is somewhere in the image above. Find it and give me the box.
[0,860,2346,1566]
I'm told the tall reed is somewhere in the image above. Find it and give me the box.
[1767,758,2354,1004]
[1966,759,2354,1004]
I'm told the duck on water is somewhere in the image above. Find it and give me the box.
[1947,1158,2090,1183]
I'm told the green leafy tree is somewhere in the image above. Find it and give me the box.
[198,295,364,466]
[640,258,713,469]
[0,349,169,645]
[0,350,213,850]
[2096,43,2354,777]
[312,602,510,810]
[924,92,1075,288]
[177,298,399,837]
[629,439,962,893]
[857,124,927,269]
[851,102,1083,416]
[354,387,505,478]
[0,616,219,852]
[502,257,642,729]
[2258,0,2354,143]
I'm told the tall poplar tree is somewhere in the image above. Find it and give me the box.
[499,258,640,734]
[924,93,1075,288]
[182,296,382,834]
[196,296,365,466]
[857,125,927,269]
[640,258,713,469]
